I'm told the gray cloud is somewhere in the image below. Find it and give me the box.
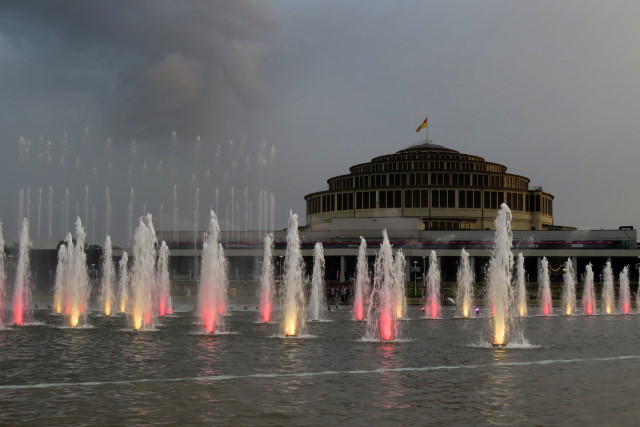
[1,0,639,245]
[0,0,277,139]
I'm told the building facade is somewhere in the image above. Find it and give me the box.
[304,142,556,231]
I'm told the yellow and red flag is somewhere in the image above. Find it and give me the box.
[416,116,428,132]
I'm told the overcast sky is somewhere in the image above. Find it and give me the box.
[1,0,639,245]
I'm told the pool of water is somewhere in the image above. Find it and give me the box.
[1,306,639,425]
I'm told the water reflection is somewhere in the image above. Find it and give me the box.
[376,343,408,410]
[477,350,523,426]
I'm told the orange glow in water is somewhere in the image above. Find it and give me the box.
[622,302,630,314]
[461,303,470,318]
[132,311,143,330]
[70,310,80,327]
[380,312,394,341]
[284,317,297,337]
[104,302,112,317]
[260,303,272,323]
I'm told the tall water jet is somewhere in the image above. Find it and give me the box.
[308,242,326,321]
[353,237,369,321]
[619,266,631,314]
[0,222,6,327]
[601,262,615,314]
[456,248,474,318]
[198,210,228,333]
[127,188,134,246]
[118,252,129,313]
[52,235,71,315]
[259,233,275,323]
[393,249,407,319]
[486,204,517,347]
[12,218,31,325]
[280,212,306,337]
[538,257,552,316]
[105,186,111,236]
[582,263,596,315]
[425,250,441,319]
[562,258,576,315]
[365,229,398,341]
[68,218,91,327]
[515,253,527,317]
[99,236,116,316]
[156,241,172,316]
[129,214,157,330]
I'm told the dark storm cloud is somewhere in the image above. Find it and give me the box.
[0,0,278,139]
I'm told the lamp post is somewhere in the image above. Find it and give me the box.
[412,260,419,297]
[422,255,427,298]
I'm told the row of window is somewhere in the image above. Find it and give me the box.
[330,172,528,191]
[307,189,553,215]
[351,159,505,175]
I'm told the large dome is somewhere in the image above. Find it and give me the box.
[398,142,457,153]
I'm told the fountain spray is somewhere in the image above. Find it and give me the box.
[118,251,129,313]
[619,266,630,314]
[100,236,116,316]
[259,233,275,323]
[156,241,172,316]
[365,229,398,341]
[198,210,228,333]
[352,237,369,321]
[393,249,407,319]
[601,262,615,314]
[0,222,6,327]
[538,257,552,316]
[456,248,474,318]
[486,204,517,347]
[130,214,157,330]
[280,211,306,337]
[582,263,596,315]
[562,258,576,315]
[309,242,326,321]
[12,218,31,325]
[425,250,441,319]
[515,253,527,317]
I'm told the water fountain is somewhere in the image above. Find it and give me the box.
[280,211,306,337]
[538,257,552,316]
[393,249,407,319]
[515,253,527,317]
[129,214,157,330]
[118,251,129,313]
[582,263,596,315]
[365,229,399,341]
[601,261,615,314]
[352,237,369,321]
[198,210,228,333]
[52,241,67,314]
[99,236,115,316]
[308,242,326,321]
[156,241,172,316]
[562,258,576,315]
[259,233,275,323]
[12,218,31,326]
[425,250,441,319]
[486,204,521,347]
[456,248,474,318]
[53,218,90,327]
[618,266,630,314]
[0,222,6,327]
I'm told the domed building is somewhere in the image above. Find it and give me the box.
[304,142,556,231]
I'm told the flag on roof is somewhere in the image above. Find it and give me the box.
[416,116,428,132]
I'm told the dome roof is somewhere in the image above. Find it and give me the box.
[398,141,458,153]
